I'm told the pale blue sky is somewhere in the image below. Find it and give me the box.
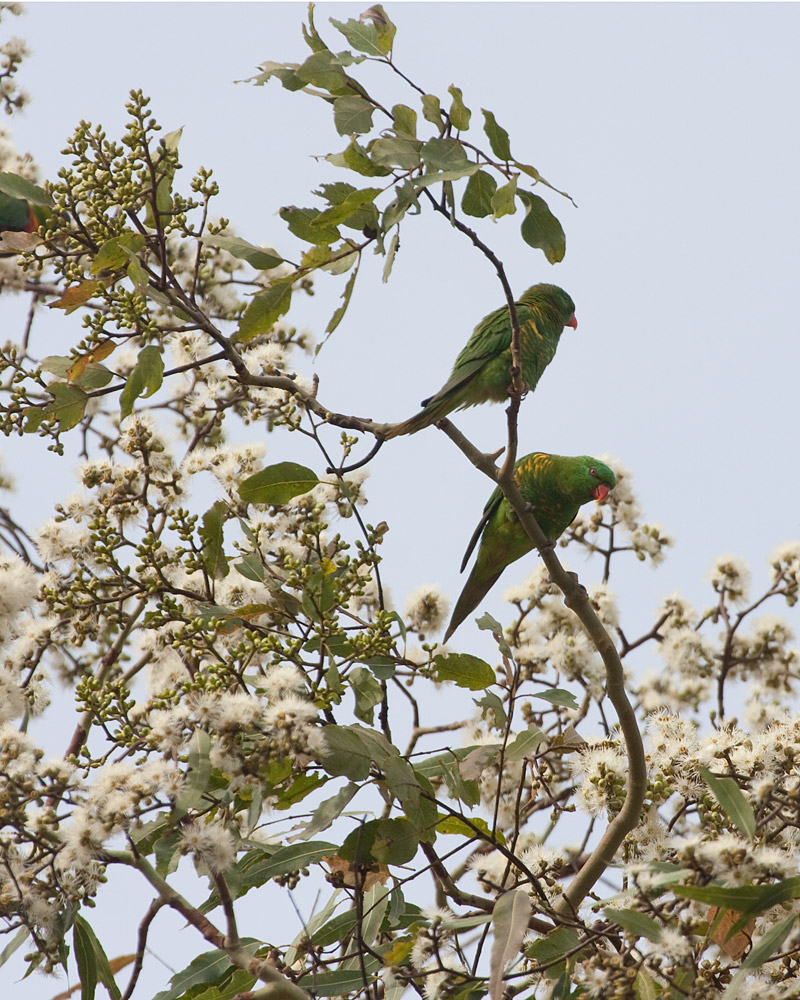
[5,3,800,995]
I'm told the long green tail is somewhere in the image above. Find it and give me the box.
[381,396,452,440]
[443,567,502,643]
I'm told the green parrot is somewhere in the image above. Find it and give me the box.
[0,186,47,257]
[443,453,616,642]
[383,283,577,439]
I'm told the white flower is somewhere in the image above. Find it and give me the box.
[180,817,236,873]
[405,584,449,636]
[708,554,751,604]
[262,663,307,698]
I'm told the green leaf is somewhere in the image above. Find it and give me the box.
[724,915,797,1000]
[238,462,320,506]
[532,688,579,709]
[119,345,164,421]
[448,85,471,130]
[382,230,399,283]
[151,947,249,1000]
[310,906,355,950]
[201,234,282,270]
[289,782,359,841]
[240,842,336,886]
[458,745,501,781]
[152,127,182,217]
[518,189,566,264]
[44,383,88,431]
[333,95,375,136]
[675,876,800,916]
[360,5,395,54]
[313,187,381,229]
[392,103,417,138]
[154,829,182,878]
[236,282,293,343]
[433,653,494,690]
[489,890,532,1000]
[233,552,264,583]
[370,136,421,170]
[474,691,507,730]
[700,766,756,842]
[280,205,340,244]
[372,817,419,865]
[604,907,662,943]
[481,109,512,160]
[381,180,420,230]
[322,725,389,780]
[413,163,479,189]
[90,232,147,275]
[420,137,469,171]
[0,172,51,206]
[175,729,212,817]
[330,17,384,57]
[414,750,480,807]
[635,970,658,1000]
[475,613,512,656]
[73,916,98,1000]
[73,915,121,1000]
[332,137,391,177]
[0,927,28,970]
[294,49,352,96]
[350,665,383,724]
[462,169,497,218]
[200,500,229,580]
[298,961,382,998]
[436,813,494,841]
[525,926,581,981]
[505,725,546,762]
[421,93,442,125]
[491,177,517,219]
[322,257,359,342]
[383,757,438,838]
[41,355,72,378]
[72,364,113,392]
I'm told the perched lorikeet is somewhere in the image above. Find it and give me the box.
[0,187,47,257]
[383,283,577,439]
[443,453,616,642]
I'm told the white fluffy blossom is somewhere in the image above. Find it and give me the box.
[180,817,236,873]
[708,554,751,604]
[405,584,449,636]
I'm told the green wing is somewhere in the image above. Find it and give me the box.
[459,485,504,573]
[422,300,528,407]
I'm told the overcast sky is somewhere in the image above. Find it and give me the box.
[5,2,800,996]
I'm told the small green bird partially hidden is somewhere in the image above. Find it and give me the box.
[383,283,577,439]
[444,453,616,642]
[0,187,46,257]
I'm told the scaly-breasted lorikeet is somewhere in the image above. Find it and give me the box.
[0,186,47,257]
[443,452,615,641]
[383,283,577,439]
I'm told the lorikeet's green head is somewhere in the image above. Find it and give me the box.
[522,283,578,331]
[563,457,616,504]
[0,190,36,234]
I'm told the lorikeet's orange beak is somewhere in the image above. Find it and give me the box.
[567,313,578,330]
[593,483,610,502]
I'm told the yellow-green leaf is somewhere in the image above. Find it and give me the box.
[238,462,320,505]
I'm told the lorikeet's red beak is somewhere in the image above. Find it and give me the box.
[593,483,610,502]
[567,313,578,330]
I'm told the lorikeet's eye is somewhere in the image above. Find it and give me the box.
[589,467,597,477]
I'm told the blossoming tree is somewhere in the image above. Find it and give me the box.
[1,6,800,1000]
